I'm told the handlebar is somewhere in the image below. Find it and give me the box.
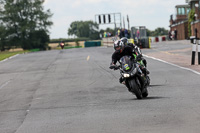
[109,65,120,70]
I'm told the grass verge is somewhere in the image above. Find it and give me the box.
[64,46,82,49]
[0,46,81,61]
[0,51,29,61]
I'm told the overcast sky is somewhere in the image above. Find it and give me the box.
[43,0,186,39]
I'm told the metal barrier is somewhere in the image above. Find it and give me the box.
[149,38,151,48]
[84,41,101,47]
[102,37,118,46]
[128,39,134,44]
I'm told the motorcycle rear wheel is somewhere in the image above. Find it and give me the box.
[146,76,150,86]
[142,89,148,98]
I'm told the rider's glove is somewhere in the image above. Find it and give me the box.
[109,65,115,69]
[136,54,142,61]
[109,65,119,70]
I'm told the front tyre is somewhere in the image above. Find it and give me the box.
[128,79,142,99]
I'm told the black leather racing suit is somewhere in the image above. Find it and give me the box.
[111,45,135,65]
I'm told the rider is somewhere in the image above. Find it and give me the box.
[109,39,149,84]
[60,41,64,49]
[120,37,147,67]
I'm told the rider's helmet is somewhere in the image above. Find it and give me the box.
[120,37,129,46]
[114,40,124,53]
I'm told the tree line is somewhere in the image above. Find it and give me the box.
[0,0,53,51]
[68,21,169,40]
[146,28,169,37]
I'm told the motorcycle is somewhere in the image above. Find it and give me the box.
[110,55,150,99]
[60,43,64,49]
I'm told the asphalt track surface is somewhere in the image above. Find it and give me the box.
[0,43,200,133]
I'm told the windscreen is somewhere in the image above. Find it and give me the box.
[120,56,133,71]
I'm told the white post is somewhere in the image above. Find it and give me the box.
[198,40,200,65]
[191,38,196,65]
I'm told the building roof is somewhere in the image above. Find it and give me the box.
[175,5,190,8]
[186,0,199,4]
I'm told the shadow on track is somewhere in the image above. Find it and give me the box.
[129,96,169,100]
[149,84,165,87]
[141,96,169,100]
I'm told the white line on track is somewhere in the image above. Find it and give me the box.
[144,54,200,76]
[87,55,90,61]
[0,81,11,90]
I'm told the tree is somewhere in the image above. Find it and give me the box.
[188,9,195,37]
[0,0,53,50]
[0,24,7,51]
[146,29,153,37]
[68,21,100,40]
[29,29,50,50]
[146,28,169,36]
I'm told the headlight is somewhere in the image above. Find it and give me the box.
[123,73,130,78]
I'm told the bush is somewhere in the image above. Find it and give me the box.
[50,37,90,43]
[75,39,79,46]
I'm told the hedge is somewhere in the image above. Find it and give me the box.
[50,38,90,43]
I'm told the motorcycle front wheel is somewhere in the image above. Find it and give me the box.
[128,79,142,99]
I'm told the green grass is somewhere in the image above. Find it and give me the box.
[29,48,40,52]
[0,51,29,61]
[0,46,82,61]
[64,46,82,49]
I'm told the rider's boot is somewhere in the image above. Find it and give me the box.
[140,66,150,75]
